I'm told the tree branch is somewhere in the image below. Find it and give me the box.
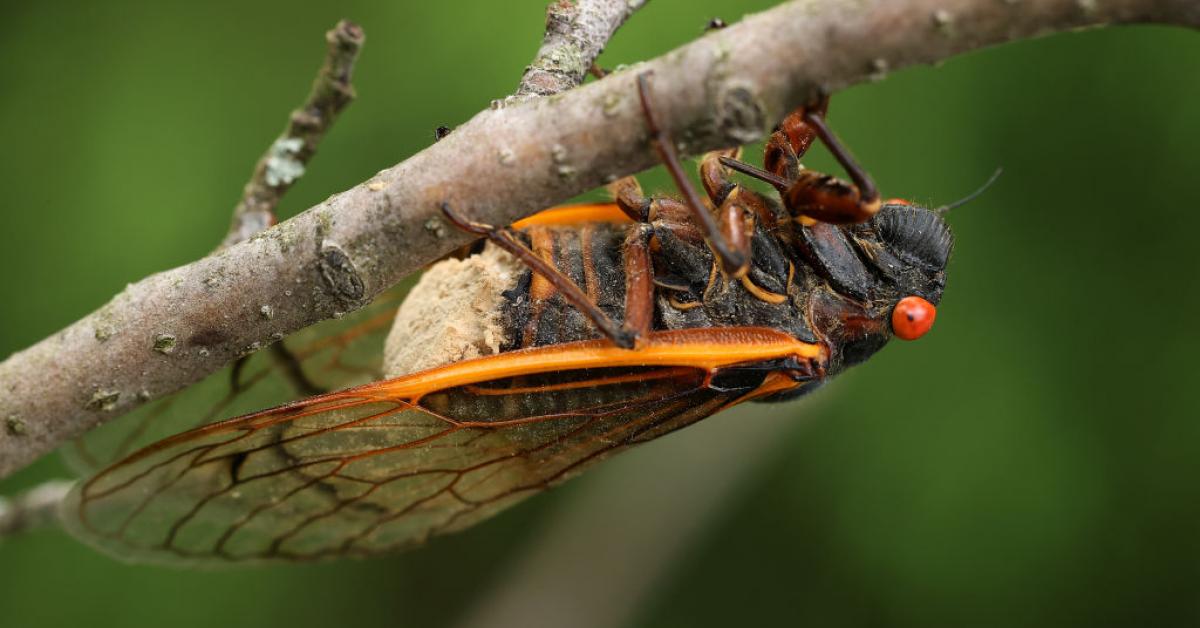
[515,0,648,97]
[1,0,1196,480]
[221,20,365,248]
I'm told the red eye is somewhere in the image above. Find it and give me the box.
[892,296,937,340]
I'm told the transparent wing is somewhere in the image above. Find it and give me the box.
[64,364,737,565]
[64,286,407,475]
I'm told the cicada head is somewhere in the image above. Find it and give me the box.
[801,201,953,373]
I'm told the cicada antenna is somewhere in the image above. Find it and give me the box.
[717,156,791,191]
[934,167,1003,214]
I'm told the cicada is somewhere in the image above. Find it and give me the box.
[63,76,953,564]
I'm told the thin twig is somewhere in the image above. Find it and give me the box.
[1,0,1197,480]
[0,479,72,539]
[220,19,365,248]
[515,0,649,97]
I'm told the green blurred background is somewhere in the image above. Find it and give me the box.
[2,1,1198,626]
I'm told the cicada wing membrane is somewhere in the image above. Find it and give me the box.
[64,361,742,565]
[63,287,408,476]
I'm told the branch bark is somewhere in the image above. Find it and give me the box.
[1,0,1196,479]
[515,0,648,97]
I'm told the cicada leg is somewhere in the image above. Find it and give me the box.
[608,175,652,222]
[785,105,881,224]
[700,147,741,208]
[621,223,656,340]
[702,148,802,305]
[636,72,749,276]
[721,96,882,225]
[700,146,785,246]
[762,96,828,181]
